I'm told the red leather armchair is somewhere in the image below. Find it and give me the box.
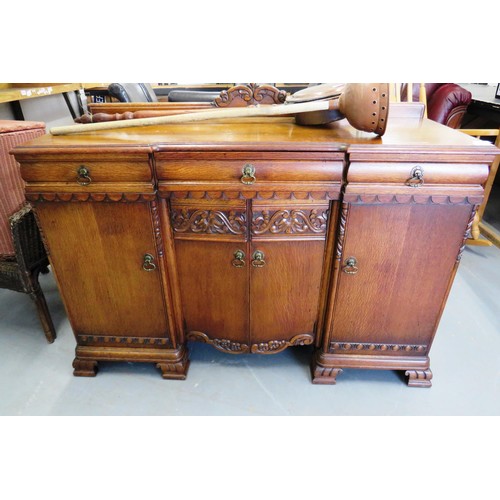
[402,83,472,128]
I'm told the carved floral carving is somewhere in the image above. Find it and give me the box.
[251,334,314,354]
[187,331,314,355]
[251,209,328,235]
[187,331,250,353]
[171,208,246,235]
[214,83,287,108]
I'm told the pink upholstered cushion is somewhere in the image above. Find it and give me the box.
[0,121,46,256]
[0,120,45,134]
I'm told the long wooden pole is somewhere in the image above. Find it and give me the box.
[50,100,334,135]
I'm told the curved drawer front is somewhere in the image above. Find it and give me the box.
[345,161,489,204]
[21,159,153,184]
[156,150,344,189]
[20,154,155,195]
[347,162,488,186]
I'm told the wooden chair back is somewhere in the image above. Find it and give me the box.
[389,83,428,118]
[460,128,500,246]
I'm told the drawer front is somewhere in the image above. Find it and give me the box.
[347,162,488,187]
[157,159,343,184]
[21,159,153,184]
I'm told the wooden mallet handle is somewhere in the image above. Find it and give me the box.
[50,100,332,135]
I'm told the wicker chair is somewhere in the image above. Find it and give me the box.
[0,120,56,343]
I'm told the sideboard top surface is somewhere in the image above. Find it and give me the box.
[12,117,499,159]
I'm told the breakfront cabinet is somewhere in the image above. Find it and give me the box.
[14,117,498,386]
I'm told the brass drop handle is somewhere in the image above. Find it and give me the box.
[251,250,266,268]
[142,253,156,271]
[342,256,358,275]
[241,164,256,185]
[232,250,246,268]
[77,165,92,186]
[406,166,424,187]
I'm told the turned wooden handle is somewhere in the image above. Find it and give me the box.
[50,100,332,135]
[75,109,207,123]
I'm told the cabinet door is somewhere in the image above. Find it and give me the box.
[249,203,330,352]
[169,201,250,352]
[35,202,169,338]
[249,240,326,351]
[331,203,472,351]
[174,240,249,349]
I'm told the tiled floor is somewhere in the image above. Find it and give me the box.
[1,244,499,416]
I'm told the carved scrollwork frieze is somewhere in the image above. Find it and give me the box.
[251,208,329,235]
[171,208,247,235]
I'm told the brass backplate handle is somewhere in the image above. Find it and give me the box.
[342,256,358,275]
[406,165,424,187]
[251,250,266,268]
[241,164,256,185]
[142,253,156,271]
[77,165,92,186]
[232,249,246,268]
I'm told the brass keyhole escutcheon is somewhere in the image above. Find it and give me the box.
[232,249,246,268]
[142,253,156,272]
[342,256,358,275]
[77,165,92,186]
[406,165,424,187]
[251,250,266,268]
[241,164,256,185]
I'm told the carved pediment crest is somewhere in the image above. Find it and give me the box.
[214,83,287,107]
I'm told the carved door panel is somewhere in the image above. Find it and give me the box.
[331,202,473,352]
[35,202,170,339]
[169,202,250,351]
[248,203,330,352]
[249,240,326,353]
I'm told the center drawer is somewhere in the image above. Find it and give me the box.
[156,156,343,185]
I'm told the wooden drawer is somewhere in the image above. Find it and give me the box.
[20,159,154,184]
[156,156,343,185]
[347,162,488,187]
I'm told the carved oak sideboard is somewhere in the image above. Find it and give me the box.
[13,116,499,386]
